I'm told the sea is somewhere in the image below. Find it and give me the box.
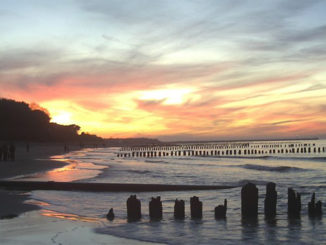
[20,140,326,244]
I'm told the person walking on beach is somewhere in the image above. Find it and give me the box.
[9,144,16,161]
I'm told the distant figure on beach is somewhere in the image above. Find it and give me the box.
[9,144,16,161]
[26,142,30,152]
[64,144,69,152]
[2,144,8,161]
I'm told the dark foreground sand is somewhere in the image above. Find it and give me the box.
[0,190,40,219]
[0,143,74,219]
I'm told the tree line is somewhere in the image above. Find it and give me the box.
[0,98,102,142]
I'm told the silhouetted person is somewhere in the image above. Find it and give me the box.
[9,144,15,161]
[26,142,30,152]
[64,144,69,152]
[2,144,8,161]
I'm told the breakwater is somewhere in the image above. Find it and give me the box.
[106,182,322,222]
[0,181,235,192]
[117,140,326,158]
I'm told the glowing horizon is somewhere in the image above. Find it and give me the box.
[1,0,326,141]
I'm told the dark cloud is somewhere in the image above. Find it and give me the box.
[271,119,306,126]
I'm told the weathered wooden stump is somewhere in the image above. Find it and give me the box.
[190,196,202,219]
[288,188,301,218]
[241,182,258,218]
[127,195,141,221]
[215,199,227,219]
[308,193,322,217]
[264,182,277,218]
[174,199,185,219]
[149,196,163,220]
[106,208,114,221]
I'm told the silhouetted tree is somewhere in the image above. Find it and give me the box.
[0,98,102,142]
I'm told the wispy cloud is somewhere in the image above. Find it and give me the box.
[1,0,326,139]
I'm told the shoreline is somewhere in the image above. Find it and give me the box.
[0,145,166,244]
[0,143,79,219]
[0,142,81,180]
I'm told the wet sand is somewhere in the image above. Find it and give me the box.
[0,143,72,219]
[0,144,165,244]
[0,143,70,180]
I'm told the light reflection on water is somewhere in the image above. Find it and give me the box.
[41,209,101,223]
[29,141,326,244]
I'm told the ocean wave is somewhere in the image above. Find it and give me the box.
[145,160,168,164]
[237,179,269,186]
[264,156,326,162]
[240,164,306,172]
[126,169,152,174]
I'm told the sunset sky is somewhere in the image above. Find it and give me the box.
[1,0,326,140]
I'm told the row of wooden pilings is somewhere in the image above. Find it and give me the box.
[117,146,325,158]
[106,182,322,221]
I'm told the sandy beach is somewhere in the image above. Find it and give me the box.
[0,143,69,219]
[0,143,71,180]
[0,142,81,217]
[0,143,164,245]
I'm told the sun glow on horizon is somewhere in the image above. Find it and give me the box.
[138,87,197,105]
[51,112,72,125]
[3,0,325,140]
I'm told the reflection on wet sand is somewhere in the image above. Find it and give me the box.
[16,158,107,182]
[42,210,100,223]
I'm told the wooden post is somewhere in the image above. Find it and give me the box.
[174,199,185,219]
[241,183,258,218]
[106,208,114,221]
[149,196,163,220]
[264,182,277,218]
[127,195,141,221]
[215,199,227,219]
[308,193,322,217]
[190,196,202,219]
[288,188,301,218]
